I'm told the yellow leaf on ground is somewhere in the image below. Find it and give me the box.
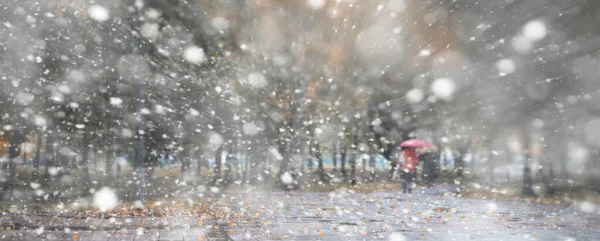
[317,230,324,236]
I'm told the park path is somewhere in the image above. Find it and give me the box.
[0,188,598,240]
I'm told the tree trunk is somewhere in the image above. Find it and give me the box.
[105,149,114,186]
[277,138,291,181]
[134,132,147,201]
[488,150,495,185]
[521,129,534,196]
[92,147,98,170]
[350,133,358,185]
[521,153,533,196]
[7,129,26,188]
[389,158,396,180]
[559,142,568,178]
[116,154,121,184]
[103,116,112,186]
[238,138,245,182]
[144,152,157,197]
[196,150,204,184]
[307,142,314,171]
[243,153,249,184]
[213,145,223,185]
[546,162,556,195]
[179,135,193,179]
[197,153,203,172]
[340,143,347,179]
[180,146,189,179]
[522,154,534,196]
[384,143,395,180]
[362,147,367,171]
[455,152,464,177]
[68,152,75,170]
[44,133,55,182]
[332,144,337,172]
[32,130,42,182]
[369,143,377,182]
[316,143,324,182]
[255,150,266,184]
[80,131,91,190]
[8,156,16,189]
[21,142,27,172]
[224,141,234,185]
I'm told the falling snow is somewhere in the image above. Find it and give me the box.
[88,5,110,22]
[93,187,118,212]
[431,78,456,101]
[183,46,206,65]
[0,1,599,240]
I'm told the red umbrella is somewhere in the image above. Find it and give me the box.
[399,139,432,148]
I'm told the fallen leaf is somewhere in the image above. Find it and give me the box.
[72,234,78,240]
[317,230,324,236]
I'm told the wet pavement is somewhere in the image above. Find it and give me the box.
[220,190,599,241]
[0,188,598,240]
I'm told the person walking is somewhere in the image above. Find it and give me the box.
[399,147,418,194]
[420,148,440,183]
